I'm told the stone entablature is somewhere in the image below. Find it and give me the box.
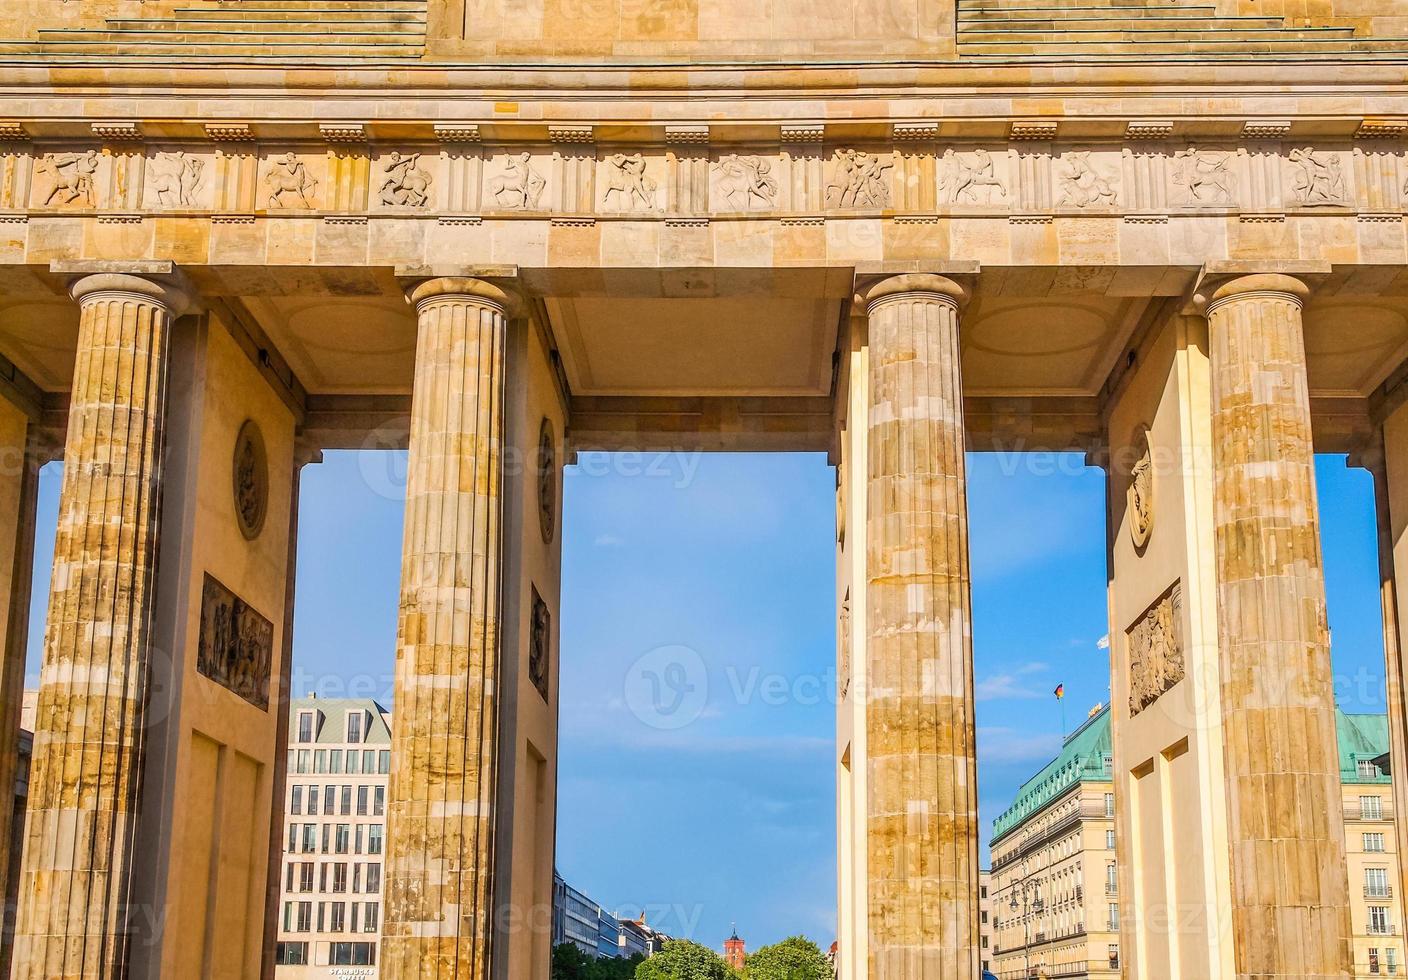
[2,119,1408,227]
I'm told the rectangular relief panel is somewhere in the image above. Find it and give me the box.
[197,573,274,710]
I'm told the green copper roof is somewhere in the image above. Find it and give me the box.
[991,704,1112,845]
[991,703,1393,845]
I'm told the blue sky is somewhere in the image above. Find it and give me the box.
[19,449,1390,954]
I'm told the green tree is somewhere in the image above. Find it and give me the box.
[636,939,734,980]
[742,936,834,980]
[592,953,646,980]
[553,942,596,980]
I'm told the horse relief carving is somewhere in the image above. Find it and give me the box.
[602,152,657,211]
[1171,149,1234,206]
[380,151,432,208]
[149,151,206,208]
[264,152,318,209]
[938,148,1007,205]
[489,152,546,210]
[36,150,99,207]
[1288,147,1346,205]
[825,148,892,209]
[1058,151,1117,208]
[713,154,777,211]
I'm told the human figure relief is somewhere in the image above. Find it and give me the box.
[1058,151,1117,208]
[714,154,777,211]
[264,152,318,208]
[825,148,892,209]
[149,151,206,208]
[938,148,1007,205]
[1289,147,1345,205]
[489,152,546,209]
[36,150,99,207]
[602,152,657,210]
[379,151,432,207]
[1171,149,1233,205]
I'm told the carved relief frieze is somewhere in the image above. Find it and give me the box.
[529,585,551,703]
[713,153,778,212]
[938,148,1008,206]
[488,151,547,211]
[262,151,320,209]
[378,150,433,208]
[1057,150,1119,208]
[145,149,209,209]
[1128,581,1184,717]
[1287,147,1349,206]
[600,151,660,212]
[33,149,102,208]
[198,573,274,711]
[825,148,893,209]
[1170,148,1235,207]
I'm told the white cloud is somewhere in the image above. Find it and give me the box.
[1096,634,1110,650]
[593,533,625,548]
[974,661,1049,700]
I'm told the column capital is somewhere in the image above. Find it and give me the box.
[405,276,520,317]
[1202,272,1313,316]
[68,271,193,317]
[860,272,970,313]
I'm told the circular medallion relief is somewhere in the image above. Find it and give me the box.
[537,417,557,544]
[1128,427,1154,550]
[233,419,269,541]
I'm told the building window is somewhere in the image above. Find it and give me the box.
[296,750,309,774]
[329,902,346,932]
[321,825,331,854]
[363,749,376,773]
[1364,796,1385,820]
[1106,830,1116,849]
[341,785,352,815]
[347,712,363,744]
[1104,793,1115,817]
[366,862,382,893]
[1367,833,1387,853]
[345,751,358,774]
[364,902,379,932]
[335,824,351,854]
[301,825,316,853]
[1372,948,1381,974]
[1368,868,1392,898]
[324,784,336,816]
[297,712,314,744]
[330,749,342,773]
[368,825,384,855]
[1388,947,1397,974]
[1108,945,1120,969]
[1361,760,1381,779]
[357,785,369,816]
[275,941,309,965]
[379,750,391,774]
[300,862,314,892]
[1371,905,1392,935]
[1109,903,1119,931]
[290,785,303,815]
[332,863,348,893]
[295,902,312,932]
[329,941,377,966]
[374,786,385,816]
[314,750,327,774]
[308,786,319,813]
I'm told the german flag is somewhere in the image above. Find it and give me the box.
[1054,683,1065,700]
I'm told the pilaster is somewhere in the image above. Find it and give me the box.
[863,273,979,979]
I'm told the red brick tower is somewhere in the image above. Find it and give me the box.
[724,925,745,971]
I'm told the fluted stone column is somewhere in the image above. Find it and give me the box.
[1206,273,1352,979]
[864,274,979,979]
[382,277,509,980]
[13,273,188,980]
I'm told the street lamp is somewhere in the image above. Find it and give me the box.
[1009,880,1044,980]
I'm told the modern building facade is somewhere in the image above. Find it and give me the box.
[552,871,607,958]
[979,870,994,976]
[274,697,391,978]
[993,704,1408,980]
